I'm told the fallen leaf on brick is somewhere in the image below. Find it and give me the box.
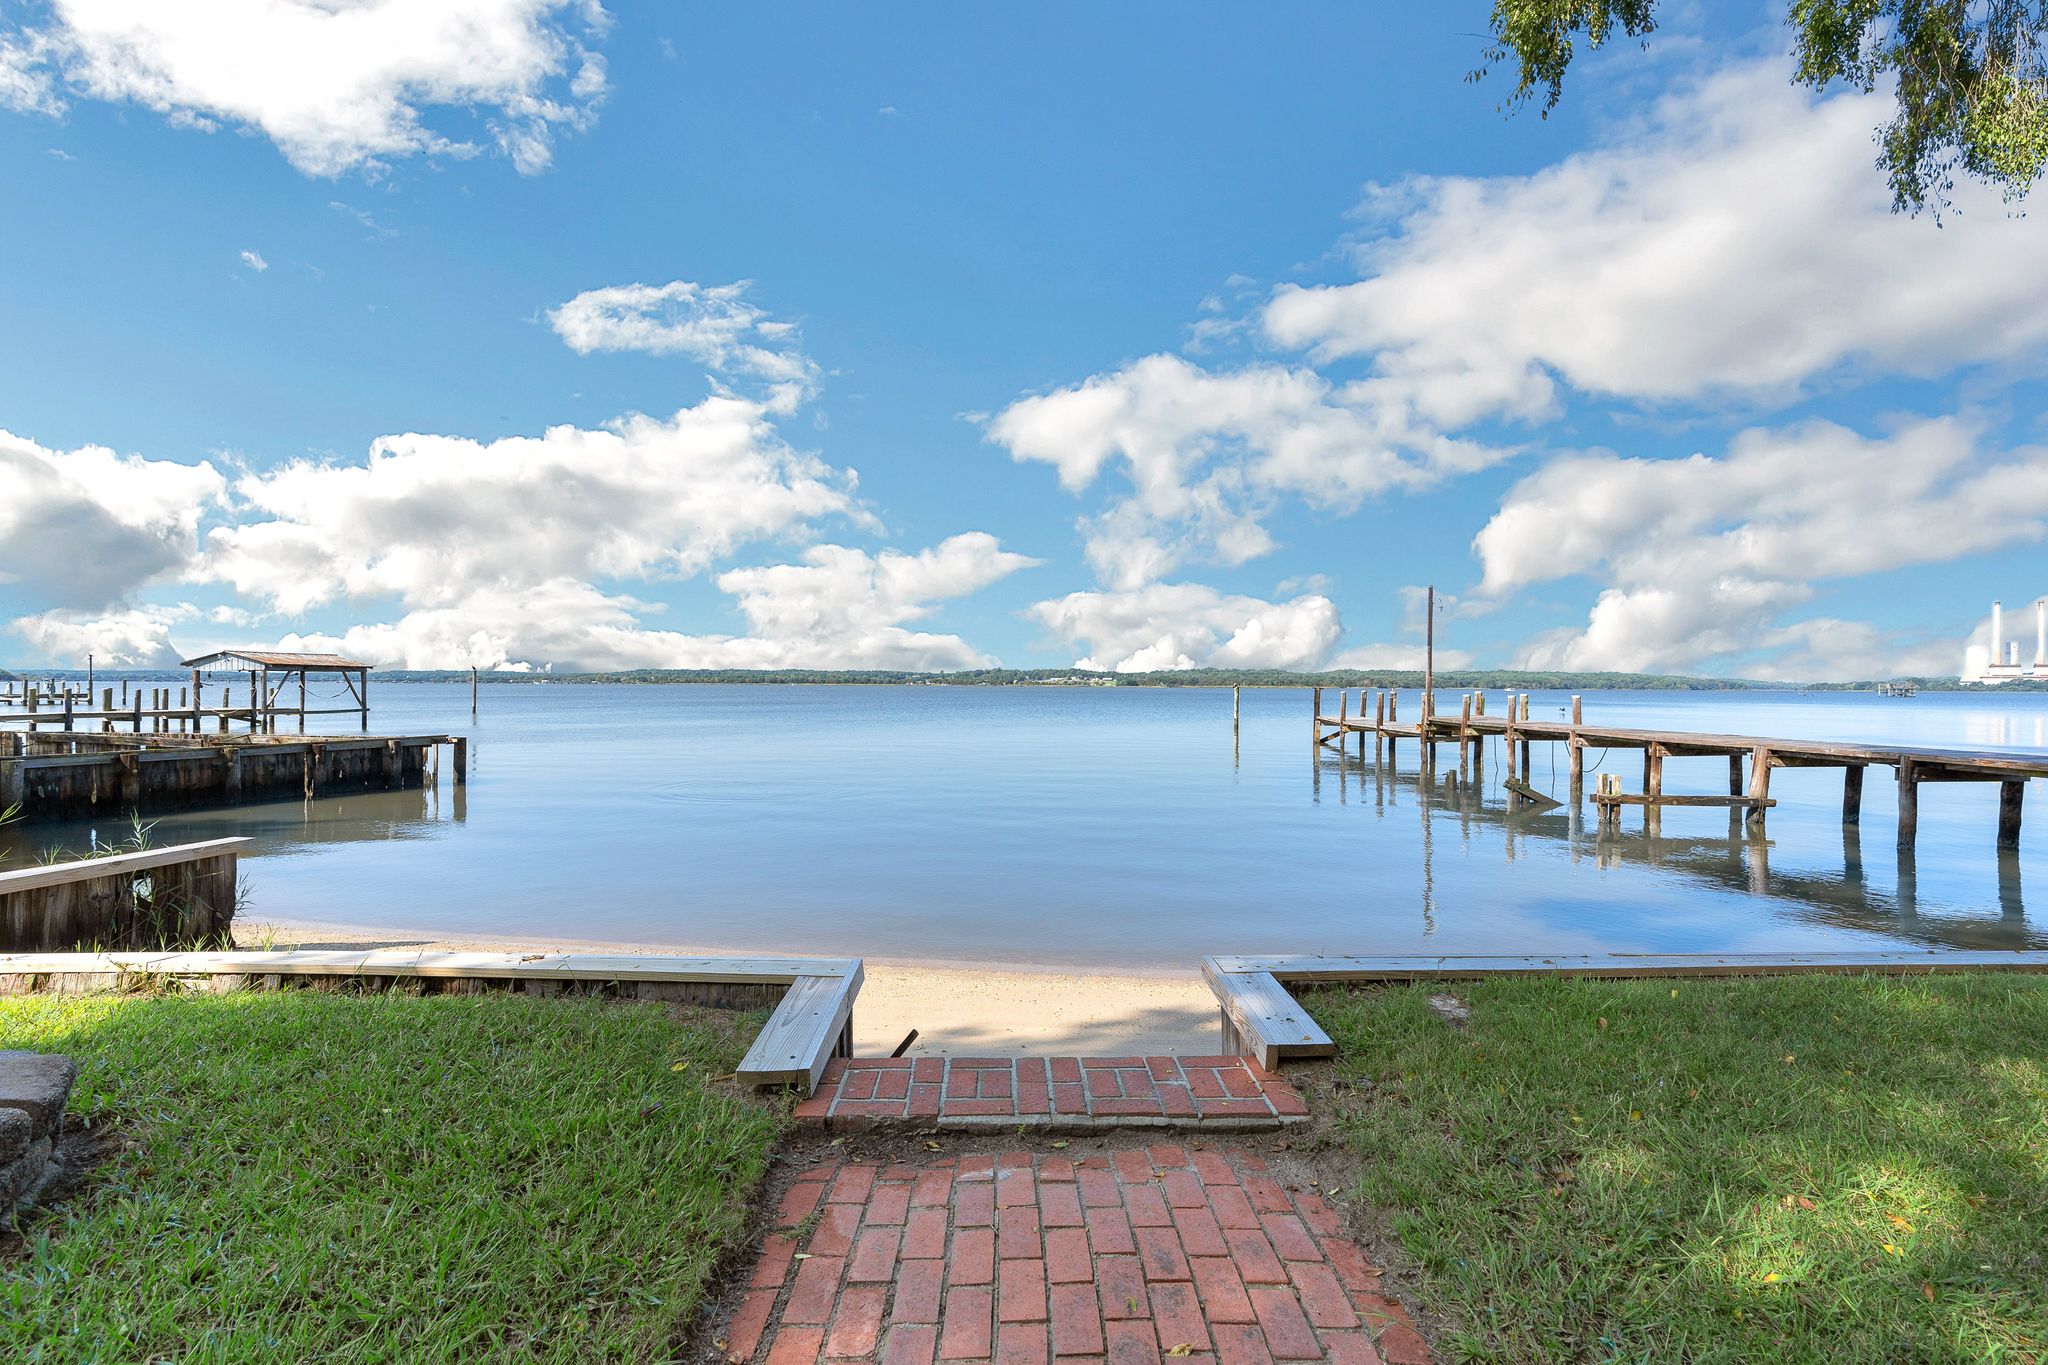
[1166,1346,1194,1357]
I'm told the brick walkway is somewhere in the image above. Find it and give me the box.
[796,1058,1310,1131]
[719,1146,1429,1365]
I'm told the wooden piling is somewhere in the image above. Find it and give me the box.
[1728,754,1745,796]
[453,736,469,786]
[1747,747,1774,833]
[1897,757,1918,848]
[1998,780,2024,849]
[1843,765,1864,826]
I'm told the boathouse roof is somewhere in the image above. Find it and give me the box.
[178,649,372,671]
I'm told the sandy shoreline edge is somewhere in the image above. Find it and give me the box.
[236,916,1220,1058]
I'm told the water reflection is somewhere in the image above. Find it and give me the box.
[1319,741,2044,953]
[0,780,467,865]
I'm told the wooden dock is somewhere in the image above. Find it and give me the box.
[1312,688,2045,849]
[0,730,467,822]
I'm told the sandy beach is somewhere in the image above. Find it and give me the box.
[235,917,1219,1057]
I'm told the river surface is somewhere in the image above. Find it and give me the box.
[6,684,2045,970]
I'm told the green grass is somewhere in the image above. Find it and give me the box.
[0,989,785,1363]
[1306,975,2048,1364]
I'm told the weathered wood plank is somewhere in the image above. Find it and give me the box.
[738,967,863,1091]
[1200,957,1335,1070]
[0,948,858,983]
[0,838,251,894]
[1214,951,2048,979]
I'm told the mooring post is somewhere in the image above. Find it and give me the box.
[1728,753,1744,796]
[1998,779,2024,849]
[1232,684,1240,739]
[1843,765,1864,825]
[1459,693,1473,770]
[1644,746,1662,799]
[1747,747,1774,833]
[1896,757,1918,848]
[1311,686,1322,748]
[452,736,469,786]
[471,666,479,717]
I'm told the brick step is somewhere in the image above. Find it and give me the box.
[796,1055,1310,1131]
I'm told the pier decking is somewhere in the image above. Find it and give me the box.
[1313,689,2044,848]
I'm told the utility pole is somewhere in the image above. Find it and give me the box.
[1423,586,1434,713]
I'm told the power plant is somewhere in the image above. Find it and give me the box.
[1962,597,2048,683]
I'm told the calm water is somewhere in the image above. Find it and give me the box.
[7,684,2045,970]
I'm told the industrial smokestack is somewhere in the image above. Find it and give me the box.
[2037,598,2045,667]
[1992,600,2003,668]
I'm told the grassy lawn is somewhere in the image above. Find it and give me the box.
[0,989,785,1363]
[1307,975,2048,1364]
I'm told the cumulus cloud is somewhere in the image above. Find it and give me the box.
[270,534,1034,672]
[0,427,226,612]
[548,279,818,398]
[1029,582,1341,673]
[0,0,610,176]
[1263,61,2048,427]
[987,354,1503,589]
[205,395,866,615]
[11,605,190,667]
[1478,418,2048,677]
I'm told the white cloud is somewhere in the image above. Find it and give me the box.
[0,35,60,113]
[205,395,869,615]
[238,247,267,272]
[2,0,610,177]
[1479,418,2048,677]
[11,605,188,667]
[547,279,819,399]
[1263,62,2048,427]
[0,427,226,612]
[987,353,1503,589]
[271,534,1034,672]
[1328,642,1475,671]
[1029,582,1341,672]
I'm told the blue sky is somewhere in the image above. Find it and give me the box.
[2,2,2044,679]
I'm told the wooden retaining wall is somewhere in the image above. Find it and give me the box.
[0,732,458,822]
[0,838,248,952]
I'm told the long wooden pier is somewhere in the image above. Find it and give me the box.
[1312,688,2044,849]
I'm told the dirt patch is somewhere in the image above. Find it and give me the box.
[0,1119,127,1259]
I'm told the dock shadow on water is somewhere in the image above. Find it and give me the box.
[2,683,2042,967]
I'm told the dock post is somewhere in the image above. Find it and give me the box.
[1374,690,1386,762]
[1338,688,1348,747]
[1232,684,1240,740]
[1896,758,1918,848]
[452,736,469,786]
[1311,686,1322,748]
[1729,754,1744,796]
[189,670,201,733]
[1747,747,1774,833]
[1570,694,1582,726]
[471,666,479,718]
[1998,779,2024,849]
[1644,746,1663,799]
[1842,765,1864,825]
[1568,735,1583,793]
[1459,693,1473,772]
[62,694,74,731]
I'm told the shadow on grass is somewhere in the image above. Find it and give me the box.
[0,988,785,1363]
[1305,974,2048,1364]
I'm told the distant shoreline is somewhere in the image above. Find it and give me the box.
[6,664,2043,693]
